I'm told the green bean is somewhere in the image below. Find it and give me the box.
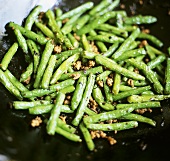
[55,48,83,59]
[164,58,170,94]
[92,86,115,110]
[73,14,90,32]
[67,33,79,48]
[103,80,113,103]
[26,39,40,75]
[60,85,75,94]
[89,0,112,15]
[102,42,119,57]
[55,53,76,69]
[83,107,134,125]
[87,34,124,43]
[61,13,82,35]
[79,122,95,151]
[127,94,170,103]
[147,44,165,55]
[145,44,165,76]
[49,79,75,91]
[24,5,42,30]
[116,13,123,28]
[147,54,166,69]
[0,69,22,100]
[55,126,82,142]
[95,55,145,81]
[13,28,28,54]
[45,9,64,43]
[85,107,97,116]
[112,85,151,101]
[41,55,56,89]
[20,62,33,83]
[49,85,75,99]
[9,22,47,45]
[77,12,117,35]
[114,48,146,61]
[71,76,87,111]
[59,66,103,81]
[86,121,138,131]
[138,32,163,48]
[55,8,63,28]
[57,118,76,133]
[34,40,54,88]
[116,101,161,109]
[22,89,52,98]
[113,73,121,95]
[50,53,80,84]
[57,2,94,20]
[89,30,108,53]
[46,92,66,135]
[96,0,120,16]
[141,90,155,95]
[0,42,18,71]
[121,113,156,126]
[13,100,51,110]
[168,47,170,55]
[96,70,112,81]
[82,51,97,59]
[45,10,73,49]
[35,21,55,39]
[122,25,138,32]
[72,74,96,126]
[22,79,75,98]
[81,34,92,51]
[119,85,135,91]
[126,58,164,94]
[5,70,29,93]
[128,41,141,50]
[29,104,73,115]
[95,24,128,38]
[124,15,157,25]
[67,66,74,73]
[98,31,125,40]
[112,28,140,59]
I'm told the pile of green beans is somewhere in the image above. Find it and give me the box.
[1,0,170,151]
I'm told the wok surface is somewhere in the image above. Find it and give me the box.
[0,0,170,161]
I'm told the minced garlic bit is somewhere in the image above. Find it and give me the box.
[139,40,148,48]
[139,0,144,5]
[31,116,42,127]
[120,4,125,9]
[135,108,152,114]
[59,115,67,123]
[142,29,150,34]
[90,130,107,139]
[107,136,117,145]
[90,41,99,54]
[106,77,113,87]
[71,73,81,80]
[88,97,98,113]
[62,18,69,24]
[73,33,81,41]
[97,80,104,88]
[64,99,70,105]
[88,60,95,68]
[54,45,62,53]
[127,79,134,88]
[90,130,117,145]
[24,76,31,84]
[73,61,82,70]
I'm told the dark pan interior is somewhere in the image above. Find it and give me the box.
[0,0,170,161]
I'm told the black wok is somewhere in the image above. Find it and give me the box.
[0,0,170,161]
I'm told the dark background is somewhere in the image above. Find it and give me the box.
[0,0,170,161]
